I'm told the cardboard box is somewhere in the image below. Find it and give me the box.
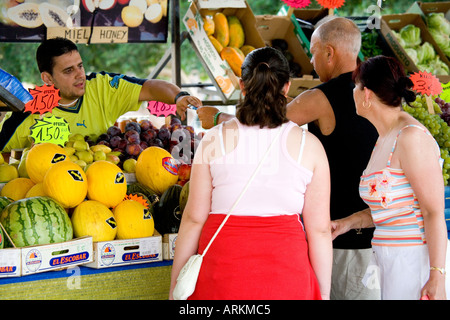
[380,14,450,82]
[85,234,162,269]
[277,5,329,58]
[183,0,265,102]
[288,75,322,98]
[0,248,21,278]
[21,236,93,276]
[163,233,177,260]
[407,2,450,20]
[255,15,315,77]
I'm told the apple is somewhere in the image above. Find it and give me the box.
[178,163,192,181]
[118,0,130,4]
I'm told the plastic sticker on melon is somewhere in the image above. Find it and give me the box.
[51,153,67,163]
[105,217,117,229]
[67,170,84,182]
[162,157,178,175]
[114,172,125,184]
[143,208,152,220]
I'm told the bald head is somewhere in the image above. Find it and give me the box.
[313,17,361,57]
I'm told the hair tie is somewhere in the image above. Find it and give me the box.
[257,62,270,69]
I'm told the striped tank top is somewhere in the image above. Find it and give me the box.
[359,125,439,247]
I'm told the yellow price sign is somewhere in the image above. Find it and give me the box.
[29,115,70,146]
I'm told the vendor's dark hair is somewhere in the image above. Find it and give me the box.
[36,37,79,74]
[352,55,416,107]
[236,47,290,128]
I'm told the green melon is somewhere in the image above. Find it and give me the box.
[0,196,73,248]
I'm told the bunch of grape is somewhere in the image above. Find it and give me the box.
[435,97,450,127]
[402,95,450,185]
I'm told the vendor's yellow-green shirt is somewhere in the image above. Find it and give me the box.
[0,72,145,152]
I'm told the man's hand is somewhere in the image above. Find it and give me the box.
[196,106,220,129]
[176,95,202,121]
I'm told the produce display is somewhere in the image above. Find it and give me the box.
[426,13,450,58]
[392,24,449,75]
[0,116,197,249]
[403,95,450,185]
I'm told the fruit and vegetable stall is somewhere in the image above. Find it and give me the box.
[0,0,449,300]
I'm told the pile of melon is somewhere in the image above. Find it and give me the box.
[0,141,190,248]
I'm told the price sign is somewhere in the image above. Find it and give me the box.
[147,100,177,117]
[440,81,450,103]
[316,0,346,9]
[281,0,311,8]
[29,115,70,146]
[410,71,443,97]
[24,84,60,115]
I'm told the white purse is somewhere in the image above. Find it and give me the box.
[172,125,284,300]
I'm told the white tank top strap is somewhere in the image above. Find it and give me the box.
[217,122,226,156]
[297,128,306,164]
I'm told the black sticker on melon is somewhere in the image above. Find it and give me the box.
[106,217,117,229]
[115,172,125,184]
[143,208,152,220]
[51,153,67,163]
[67,170,84,181]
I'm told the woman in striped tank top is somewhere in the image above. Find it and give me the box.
[331,56,448,299]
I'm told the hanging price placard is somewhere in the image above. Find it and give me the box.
[410,71,443,96]
[24,84,61,115]
[440,81,450,103]
[147,100,177,117]
[281,0,311,8]
[316,0,345,9]
[29,115,70,146]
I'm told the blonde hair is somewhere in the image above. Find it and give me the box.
[314,17,361,56]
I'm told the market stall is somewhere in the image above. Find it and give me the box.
[0,0,449,301]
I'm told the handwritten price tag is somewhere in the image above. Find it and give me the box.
[29,115,70,146]
[24,84,60,115]
[147,100,177,117]
[440,81,450,103]
[281,0,311,8]
[410,71,442,96]
[316,0,346,9]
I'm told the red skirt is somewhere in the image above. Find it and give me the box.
[188,214,322,300]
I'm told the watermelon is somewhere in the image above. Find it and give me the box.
[0,196,14,249]
[0,196,73,247]
[154,184,182,234]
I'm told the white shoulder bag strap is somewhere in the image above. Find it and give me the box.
[201,124,284,257]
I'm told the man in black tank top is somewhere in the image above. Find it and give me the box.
[287,17,379,299]
[197,17,379,299]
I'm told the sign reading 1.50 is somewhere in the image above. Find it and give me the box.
[30,115,71,146]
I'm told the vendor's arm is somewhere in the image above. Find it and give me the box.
[197,88,334,130]
[139,79,202,121]
[196,106,234,129]
[330,208,373,240]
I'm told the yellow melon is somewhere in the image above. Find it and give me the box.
[71,200,117,242]
[25,182,47,198]
[85,160,127,208]
[114,199,154,239]
[43,161,88,208]
[0,178,35,201]
[135,146,179,195]
[26,143,69,183]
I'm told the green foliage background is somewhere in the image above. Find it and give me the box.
[0,0,439,85]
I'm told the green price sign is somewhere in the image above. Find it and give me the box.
[441,81,450,103]
[29,115,71,146]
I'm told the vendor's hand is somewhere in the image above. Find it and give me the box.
[330,218,352,240]
[197,106,219,129]
[176,95,202,121]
